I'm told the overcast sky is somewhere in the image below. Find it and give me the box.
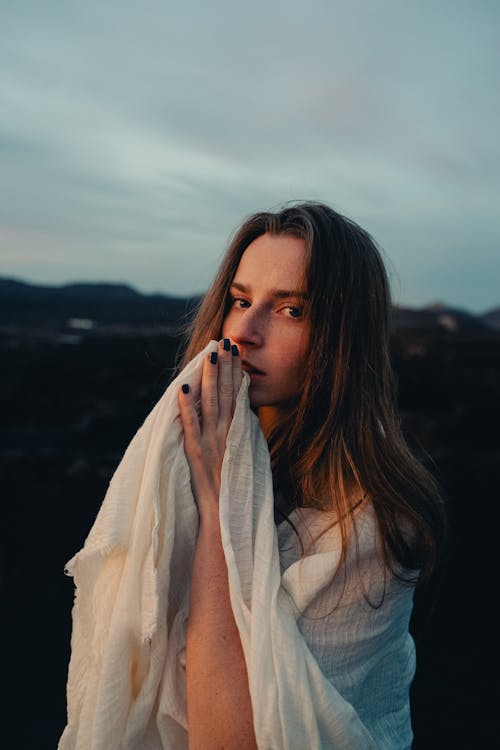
[1,0,499,312]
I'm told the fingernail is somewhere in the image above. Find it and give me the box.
[181,384,189,394]
[210,351,218,364]
[223,338,231,351]
[231,344,239,357]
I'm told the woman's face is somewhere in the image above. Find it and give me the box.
[221,232,310,413]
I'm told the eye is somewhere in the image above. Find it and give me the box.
[283,305,304,319]
[229,295,250,309]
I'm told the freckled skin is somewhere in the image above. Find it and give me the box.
[221,233,310,431]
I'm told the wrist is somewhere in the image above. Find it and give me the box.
[197,502,221,533]
[194,507,225,561]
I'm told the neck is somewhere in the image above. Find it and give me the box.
[257,407,281,439]
[258,405,294,439]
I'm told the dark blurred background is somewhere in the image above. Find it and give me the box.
[2,278,499,749]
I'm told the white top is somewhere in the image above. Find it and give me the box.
[276,505,416,748]
[59,341,416,750]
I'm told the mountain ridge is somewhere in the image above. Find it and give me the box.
[1,276,498,331]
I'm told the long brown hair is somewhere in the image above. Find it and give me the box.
[175,202,446,587]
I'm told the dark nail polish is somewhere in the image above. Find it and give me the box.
[223,338,231,351]
[231,344,239,357]
[182,384,189,394]
[210,351,218,364]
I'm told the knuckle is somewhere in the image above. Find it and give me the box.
[206,393,218,409]
[220,383,233,398]
[192,444,205,462]
[185,410,198,427]
[184,440,203,463]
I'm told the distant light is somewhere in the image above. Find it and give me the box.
[57,333,82,345]
[406,344,427,357]
[436,314,458,332]
[67,318,95,330]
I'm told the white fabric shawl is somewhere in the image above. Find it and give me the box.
[59,341,416,750]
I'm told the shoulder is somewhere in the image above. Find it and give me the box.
[278,500,415,614]
[277,498,377,566]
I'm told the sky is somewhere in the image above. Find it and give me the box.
[1,0,499,312]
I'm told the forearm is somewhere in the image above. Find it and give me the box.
[186,508,257,750]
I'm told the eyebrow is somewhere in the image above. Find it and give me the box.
[230,281,308,300]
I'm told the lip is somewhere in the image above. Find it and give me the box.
[241,359,266,375]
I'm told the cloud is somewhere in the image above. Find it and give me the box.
[0,0,499,309]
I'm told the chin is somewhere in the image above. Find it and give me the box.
[248,395,266,408]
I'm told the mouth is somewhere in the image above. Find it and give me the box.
[241,360,265,375]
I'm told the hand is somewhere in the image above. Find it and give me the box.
[178,338,243,519]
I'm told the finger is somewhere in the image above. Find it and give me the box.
[200,349,219,429]
[218,338,234,425]
[230,342,243,415]
[177,384,201,458]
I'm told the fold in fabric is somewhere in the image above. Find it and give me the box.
[59,341,414,749]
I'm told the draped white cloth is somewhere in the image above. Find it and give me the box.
[59,341,416,750]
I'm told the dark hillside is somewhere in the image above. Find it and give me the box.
[0,276,201,329]
[1,280,498,748]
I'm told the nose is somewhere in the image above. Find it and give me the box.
[223,305,264,348]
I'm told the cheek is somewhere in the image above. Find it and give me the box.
[279,329,309,362]
[272,337,309,380]
[292,336,310,383]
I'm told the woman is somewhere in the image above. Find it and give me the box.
[176,202,445,748]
